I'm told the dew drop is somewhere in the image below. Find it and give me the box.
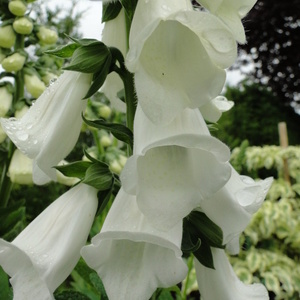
[16,131,29,141]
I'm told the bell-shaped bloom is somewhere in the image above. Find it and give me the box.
[121,105,231,230]
[195,0,257,44]
[195,248,269,300]
[100,8,127,112]
[126,0,237,125]
[1,71,92,185]
[81,188,187,300]
[0,183,98,300]
[200,95,234,123]
[199,168,273,253]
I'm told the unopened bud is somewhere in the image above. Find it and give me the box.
[0,86,13,117]
[42,72,57,85]
[13,17,33,35]
[37,26,58,45]
[98,105,112,119]
[118,154,127,167]
[100,135,112,147]
[8,149,33,185]
[15,105,29,118]
[109,160,122,175]
[25,74,46,98]
[1,52,26,72]
[8,0,27,16]
[0,25,16,48]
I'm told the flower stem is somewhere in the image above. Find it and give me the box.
[182,254,194,300]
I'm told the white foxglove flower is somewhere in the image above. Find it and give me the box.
[1,71,92,185]
[100,8,127,112]
[195,0,257,44]
[126,0,237,125]
[200,95,234,122]
[0,183,98,300]
[200,168,273,253]
[121,105,231,230]
[81,188,187,300]
[195,248,269,300]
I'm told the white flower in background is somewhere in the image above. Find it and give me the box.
[200,95,234,123]
[195,0,257,44]
[100,8,127,112]
[8,149,33,185]
[200,168,273,253]
[195,248,269,300]
[121,105,231,230]
[126,0,237,125]
[0,86,13,117]
[24,74,46,98]
[1,71,92,185]
[0,183,98,300]
[81,188,187,300]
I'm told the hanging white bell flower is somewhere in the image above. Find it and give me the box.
[126,0,237,125]
[8,149,33,185]
[100,8,127,112]
[195,248,269,300]
[200,95,234,123]
[195,0,257,44]
[199,168,273,253]
[0,71,92,185]
[0,183,98,300]
[121,105,231,230]
[81,188,187,300]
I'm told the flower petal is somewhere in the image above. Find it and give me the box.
[0,183,98,297]
[81,189,187,300]
[195,249,269,300]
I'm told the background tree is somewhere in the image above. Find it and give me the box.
[238,0,300,110]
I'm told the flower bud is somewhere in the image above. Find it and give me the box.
[98,105,112,119]
[8,0,27,16]
[109,159,122,175]
[100,135,112,147]
[0,25,16,48]
[24,74,46,98]
[0,86,13,117]
[13,17,33,35]
[8,149,33,185]
[42,72,58,85]
[15,105,29,119]
[118,154,127,168]
[37,26,58,44]
[1,52,26,72]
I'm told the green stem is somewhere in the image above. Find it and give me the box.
[92,130,104,157]
[182,254,194,300]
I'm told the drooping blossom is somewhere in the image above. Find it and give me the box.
[0,183,98,300]
[126,0,237,125]
[1,71,92,185]
[81,188,187,300]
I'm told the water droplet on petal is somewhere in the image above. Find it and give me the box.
[16,131,29,141]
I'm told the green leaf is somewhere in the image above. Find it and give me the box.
[193,239,215,269]
[187,211,224,249]
[45,43,80,58]
[102,1,122,22]
[54,291,90,300]
[89,273,108,300]
[97,183,113,216]
[83,55,112,99]
[82,162,113,191]
[157,289,174,300]
[181,223,201,253]
[64,42,111,73]
[54,161,92,180]
[82,115,133,150]
[0,267,12,300]
[119,0,138,21]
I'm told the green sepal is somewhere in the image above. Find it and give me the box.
[83,54,112,99]
[66,36,100,47]
[119,0,138,21]
[89,273,108,300]
[102,1,122,22]
[54,291,90,300]
[0,267,12,300]
[193,239,215,269]
[54,161,92,180]
[0,200,26,241]
[64,42,111,74]
[82,115,133,150]
[187,211,224,249]
[45,43,80,58]
[97,180,114,216]
[181,226,201,253]
[82,162,113,191]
